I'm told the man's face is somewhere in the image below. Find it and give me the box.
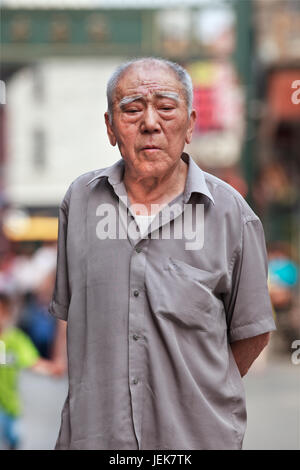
[105,62,196,178]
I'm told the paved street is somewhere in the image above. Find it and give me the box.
[17,343,299,450]
[18,370,68,450]
[243,353,300,450]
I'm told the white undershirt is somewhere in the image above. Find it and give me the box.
[134,214,156,237]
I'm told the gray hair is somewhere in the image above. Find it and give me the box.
[106,57,193,123]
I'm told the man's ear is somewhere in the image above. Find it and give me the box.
[185,109,196,145]
[104,112,117,146]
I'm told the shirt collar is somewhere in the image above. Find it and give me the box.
[181,152,215,205]
[86,158,125,186]
[86,152,215,205]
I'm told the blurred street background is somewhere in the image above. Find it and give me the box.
[0,0,299,450]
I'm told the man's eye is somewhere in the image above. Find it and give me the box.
[125,109,140,113]
[160,107,174,111]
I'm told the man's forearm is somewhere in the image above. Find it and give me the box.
[230,332,270,377]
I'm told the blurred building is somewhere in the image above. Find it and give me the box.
[253,0,300,249]
[5,59,122,208]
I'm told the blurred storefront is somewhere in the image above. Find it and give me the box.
[253,0,300,247]
[253,0,300,348]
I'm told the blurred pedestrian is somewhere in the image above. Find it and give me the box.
[267,244,299,350]
[0,287,61,450]
[18,270,57,359]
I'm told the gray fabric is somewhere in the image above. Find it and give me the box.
[49,152,276,450]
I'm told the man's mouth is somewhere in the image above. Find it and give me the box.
[142,145,161,151]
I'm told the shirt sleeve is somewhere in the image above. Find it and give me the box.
[224,217,277,343]
[48,186,72,322]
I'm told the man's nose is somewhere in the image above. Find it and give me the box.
[141,106,161,133]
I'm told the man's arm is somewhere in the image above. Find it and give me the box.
[31,358,61,376]
[50,319,68,375]
[230,332,270,377]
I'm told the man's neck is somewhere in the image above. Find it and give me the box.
[124,157,188,215]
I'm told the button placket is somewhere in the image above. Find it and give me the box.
[128,243,148,449]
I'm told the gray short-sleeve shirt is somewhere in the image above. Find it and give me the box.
[49,152,276,450]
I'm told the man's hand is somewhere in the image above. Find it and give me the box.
[230,332,270,377]
[31,358,66,377]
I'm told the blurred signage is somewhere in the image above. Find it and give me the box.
[190,62,221,132]
[3,10,111,44]
[186,61,245,167]
[268,70,300,120]
[188,61,244,133]
[10,15,31,41]
[3,210,58,241]
[1,8,148,58]
[3,3,236,60]
[50,15,71,42]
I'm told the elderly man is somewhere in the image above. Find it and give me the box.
[49,58,276,450]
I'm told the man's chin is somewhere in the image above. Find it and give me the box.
[139,148,164,160]
[136,158,171,177]
[123,152,177,177]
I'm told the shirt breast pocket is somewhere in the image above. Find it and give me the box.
[145,257,220,332]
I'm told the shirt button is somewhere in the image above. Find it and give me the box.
[132,378,139,385]
[135,247,142,253]
[133,289,139,297]
[133,334,139,341]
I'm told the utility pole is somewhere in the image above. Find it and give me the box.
[233,0,256,206]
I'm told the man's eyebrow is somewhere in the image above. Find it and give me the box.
[119,95,143,108]
[154,92,180,102]
[119,92,180,109]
